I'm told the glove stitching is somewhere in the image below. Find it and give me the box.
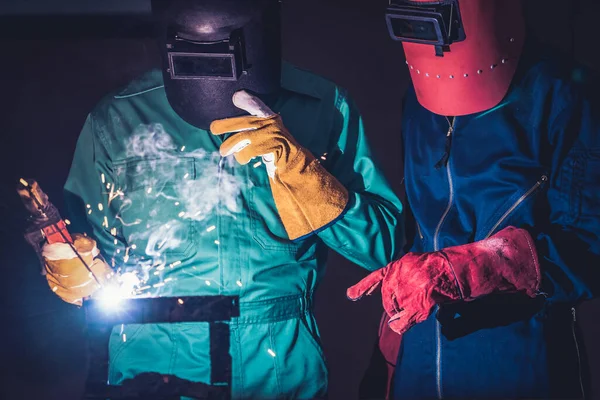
[522,231,542,291]
[438,251,465,300]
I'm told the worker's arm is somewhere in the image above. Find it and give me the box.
[316,88,405,270]
[210,90,405,270]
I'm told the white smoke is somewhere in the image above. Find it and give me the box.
[109,123,243,290]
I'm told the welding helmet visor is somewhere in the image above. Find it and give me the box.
[153,0,282,129]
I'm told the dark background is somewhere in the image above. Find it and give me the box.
[0,0,599,399]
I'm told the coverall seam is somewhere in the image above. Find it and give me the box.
[268,323,283,397]
[168,324,177,376]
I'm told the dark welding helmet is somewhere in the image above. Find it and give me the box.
[152,0,282,129]
[385,0,526,116]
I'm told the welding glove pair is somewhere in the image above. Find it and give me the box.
[18,180,112,306]
[210,91,349,241]
[347,226,541,335]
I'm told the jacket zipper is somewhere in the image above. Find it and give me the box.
[572,307,586,399]
[217,157,224,292]
[483,175,548,239]
[416,221,424,240]
[433,116,456,400]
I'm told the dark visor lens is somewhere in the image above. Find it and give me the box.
[170,54,234,79]
[388,16,441,42]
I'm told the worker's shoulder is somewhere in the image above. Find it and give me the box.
[113,69,165,99]
[282,62,349,105]
[517,56,594,104]
[90,69,163,110]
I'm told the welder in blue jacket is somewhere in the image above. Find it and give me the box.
[348,0,600,399]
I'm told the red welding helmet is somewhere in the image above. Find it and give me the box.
[386,0,526,116]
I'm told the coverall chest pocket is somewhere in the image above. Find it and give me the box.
[114,157,197,259]
[247,162,304,253]
[568,149,600,223]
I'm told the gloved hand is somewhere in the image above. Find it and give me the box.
[347,226,541,335]
[17,179,73,274]
[210,90,349,241]
[43,234,113,306]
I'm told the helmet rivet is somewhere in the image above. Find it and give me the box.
[501,58,508,64]
[477,69,483,74]
[510,38,515,43]
[464,73,468,78]
[425,73,430,77]
[405,60,409,65]
[417,70,420,74]
[449,75,454,79]
[491,64,497,70]
[436,75,441,79]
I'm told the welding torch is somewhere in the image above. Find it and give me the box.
[17,178,103,286]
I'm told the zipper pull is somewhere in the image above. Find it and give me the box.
[434,125,454,170]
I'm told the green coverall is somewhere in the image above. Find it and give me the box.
[64,63,404,399]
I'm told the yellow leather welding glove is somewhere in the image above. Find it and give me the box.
[42,234,113,306]
[210,90,349,241]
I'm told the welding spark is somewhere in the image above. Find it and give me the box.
[102,216,109,228]
[86,204,91,209]
[180,146,186,152]
[122,334,127,342]
[98,203,104,211]
[52,286,58,292]
[106,183,111,190]
[183,173,189,179]
[88,210,92,215]
[157,235,169,250]
[147,187,152,194]
[169,261,181,268]
[110,227,117,236]
[253,161,262,168]
[206,225,216,232]
[164,278,174,283]
[178,211,186,218]
[153,282,165,288]
[205,280,211,286]
[214,240,220,245]
[175,202,180,206]
[101,174,106,184]
[267,349,276,357]
[19,178,29,187]
[236,280,243,287]
[178,298,184,305]
[108,185,119,205]
[65,219,71,225]
[131,244,137,250]
[156,265,165,271]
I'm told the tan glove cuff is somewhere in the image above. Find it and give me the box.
[273,153,349,241]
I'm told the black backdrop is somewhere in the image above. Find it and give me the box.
[0,1,599,399]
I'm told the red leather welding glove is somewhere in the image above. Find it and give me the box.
[347,226,541,335]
